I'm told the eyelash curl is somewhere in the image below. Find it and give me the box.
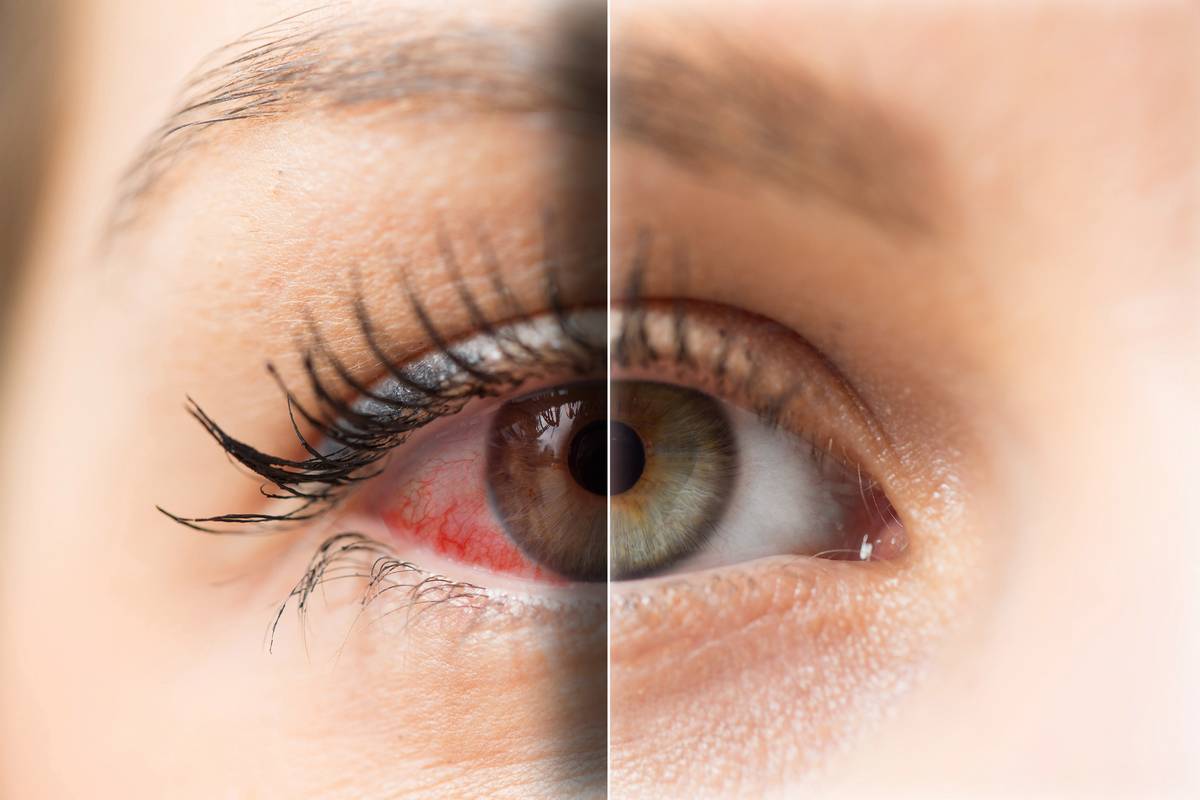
[266,532,489,654]
[160,220,604,649]
[159,221,604,533]
[163,222,897,647]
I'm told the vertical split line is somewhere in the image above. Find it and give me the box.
[604,0,614,787]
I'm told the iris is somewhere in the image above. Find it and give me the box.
[485,380,738,581]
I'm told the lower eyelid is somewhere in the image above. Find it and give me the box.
[263,531,486,651]
[609,553,938,783]
[266,527,599,658]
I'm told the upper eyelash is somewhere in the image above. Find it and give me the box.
[158,222,603,533]
[613,230,891,468]
[157,226,779,536]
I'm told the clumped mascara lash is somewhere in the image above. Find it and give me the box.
[159,222,605,533]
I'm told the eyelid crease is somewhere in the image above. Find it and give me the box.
[614,230,898,454]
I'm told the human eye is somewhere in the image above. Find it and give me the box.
[359,306,904,590]
[350,301,904,591]
[608,299,907,580]
[166,275,903,603]
[606,236,966,797]
[299,306,613,589]
[158,228,611,599]
[609,8,984,791]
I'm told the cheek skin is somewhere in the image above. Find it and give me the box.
[610,483,977,797]
[258,566,607,798]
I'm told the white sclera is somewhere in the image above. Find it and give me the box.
[667,405,863,573]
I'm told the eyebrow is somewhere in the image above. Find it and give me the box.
[110,6,603,234]
[613,39,947,236]
[113,11,938,239]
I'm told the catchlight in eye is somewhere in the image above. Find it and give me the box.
[484,371,907,583]
[486,381,609,582]
[485,379,741,582]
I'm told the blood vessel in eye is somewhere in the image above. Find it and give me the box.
[378,381,616,583]
[379,453,555,581]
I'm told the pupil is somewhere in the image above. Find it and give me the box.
[568,420,646,496]
[609,421,646,495]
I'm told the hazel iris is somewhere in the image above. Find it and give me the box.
[485,379,737,581]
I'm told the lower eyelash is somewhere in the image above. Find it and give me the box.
[267,532,489,654]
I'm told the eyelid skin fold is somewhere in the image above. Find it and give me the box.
[611,300,900,493]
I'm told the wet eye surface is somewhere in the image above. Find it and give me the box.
[487,381,608,582]
[611,379,903,579]
[609,301,909,576]
[171,275,907,597]
[325,309,609,587]
[609,381,737,578]
[348,300,907,588]
[483,378,742,582]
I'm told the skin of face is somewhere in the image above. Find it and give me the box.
[0,1,605,798]
[611,1,1200,797]
[1,0,1198,799]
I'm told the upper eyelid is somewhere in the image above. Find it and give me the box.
[344,309,608,425]
[615,228,899,452]
[155,207,606,533]
[157,300,605,534]
[160,218,848,533]
[610,300,899,502]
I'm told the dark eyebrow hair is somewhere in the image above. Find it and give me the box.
[109,6,603,234]
[613,38,949,237]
